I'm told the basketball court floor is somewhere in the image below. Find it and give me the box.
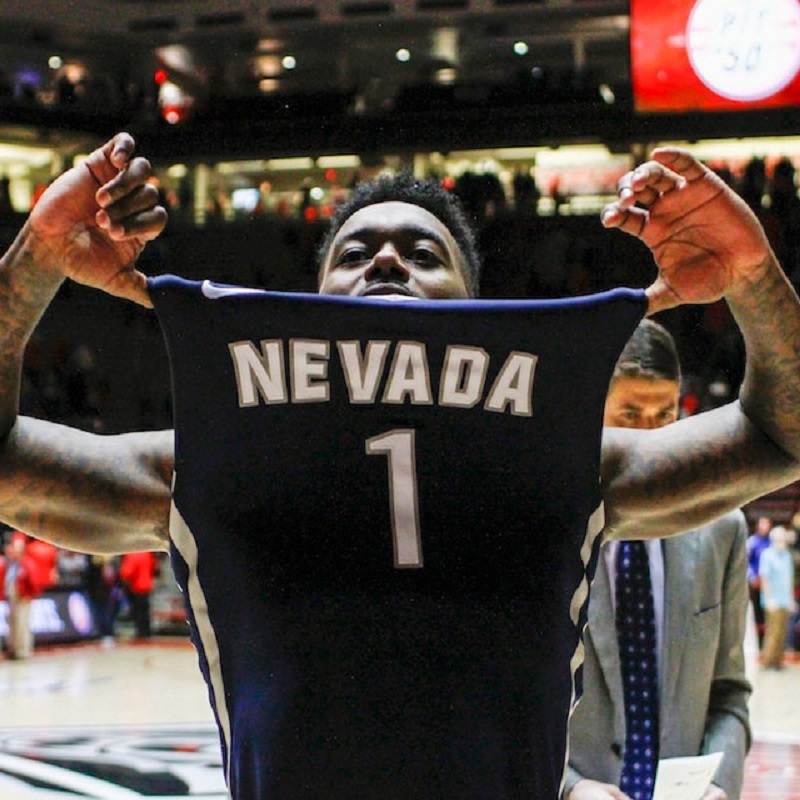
[0,638,797,799]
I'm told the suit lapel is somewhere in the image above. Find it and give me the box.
[662,532,700,706]
[589,545,627,743]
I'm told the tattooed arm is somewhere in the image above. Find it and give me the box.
[601,150,800,540]
[0,133,172,553]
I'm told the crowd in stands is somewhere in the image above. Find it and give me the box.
[0,148,798,660]
[3,152,797,434]
[747,515,800,668]
[0,525,164,659]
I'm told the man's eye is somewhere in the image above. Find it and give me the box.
[409,248,442,267]
[337,248,368,266]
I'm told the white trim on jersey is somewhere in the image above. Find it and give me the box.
[201,280,265,300]
[560,500,606,798]
[169,498,233,789]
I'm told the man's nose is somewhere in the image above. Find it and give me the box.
[364,243,411,282]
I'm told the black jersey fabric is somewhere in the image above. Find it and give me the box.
[149,275,647,799]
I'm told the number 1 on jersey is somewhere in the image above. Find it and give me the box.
[365,429,423,568]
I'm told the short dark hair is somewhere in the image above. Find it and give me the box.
[317,172,482,296]
[612,319,680,383]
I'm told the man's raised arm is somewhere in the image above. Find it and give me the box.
[601,150,800,540]
[0,133,173,554]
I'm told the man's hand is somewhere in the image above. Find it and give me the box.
[602,149,774,315]
[702,783,728,800]
[28,132,167,307]
[567,778,630,800]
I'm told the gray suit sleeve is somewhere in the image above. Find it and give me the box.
[562,765,585,799]
[701,510,752,799]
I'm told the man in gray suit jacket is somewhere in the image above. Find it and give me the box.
[565,320,751,800]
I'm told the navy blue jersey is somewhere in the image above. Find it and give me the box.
[149,275,646,800]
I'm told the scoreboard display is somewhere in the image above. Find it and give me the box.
[631,0,800,113]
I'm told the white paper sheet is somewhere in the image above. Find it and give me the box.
[652,752,724,800]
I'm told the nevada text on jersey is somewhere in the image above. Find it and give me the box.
[229,337,538,416]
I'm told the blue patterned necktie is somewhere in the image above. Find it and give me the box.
[616,540,660,800]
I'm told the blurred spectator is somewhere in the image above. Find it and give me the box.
[0,532,48,659]
[759,524,796,669]
[119,551,158,639]
[454,172,506,226]
[56,74,78,105]
[178,177,194,222]
[739,157,767,212]
[512,168,541,217]
[712,163,735,187]
[86,555,121,642]
[747,516,773,645]
[767,157,800,286]
[0,176,13,216]
[27,537,58,590]
[787,521,800,653]
[64,343,106,427]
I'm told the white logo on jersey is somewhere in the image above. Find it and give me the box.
[228,338,538,417]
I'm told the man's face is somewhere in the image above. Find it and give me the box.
[604,377,680,430]
[5,540,22,560]
[771,526,789,547]
[756,516,773,536]
[318,201,471,300]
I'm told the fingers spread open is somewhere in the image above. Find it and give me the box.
[650,148,707,182]
[627,162,685,195]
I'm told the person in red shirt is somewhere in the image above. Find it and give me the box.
[119,551,158,639]
[0,532,47,659]
[26,537,58,592]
